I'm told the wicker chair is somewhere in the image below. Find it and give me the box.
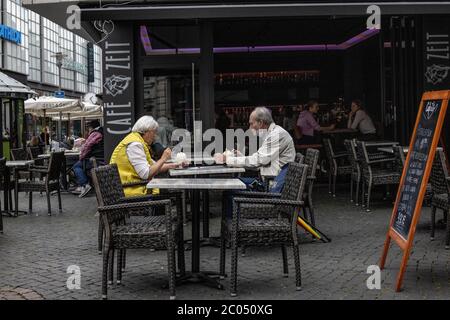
[323,138,353,197]
[302,148,320,226]
[429,149,449,249]
[91,164,185,300]
[344,139,361,205]
[295,152,305,164]
[16,151,64,216]
[0,156,14,224]
[10,148,28,161]
[220,162,308,296]
[355,141,401,212]
[27,146,45,167]
[10,148,32,180]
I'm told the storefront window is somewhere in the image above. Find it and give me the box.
[75,35,88,93]
[28,10,41,82]
[3,0,29,75]
[59,27,75,91]
[42,17,59,86]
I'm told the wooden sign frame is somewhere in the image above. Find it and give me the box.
[380,90,450,292]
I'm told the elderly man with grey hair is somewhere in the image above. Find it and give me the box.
[219,107,296,218]
[220,106,296,179]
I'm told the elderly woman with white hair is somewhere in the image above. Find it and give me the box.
[110,115,183,197]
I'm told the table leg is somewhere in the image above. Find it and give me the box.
[2,167,11,216]
[202,190,210,238]
[14,168,19,217]
[192,189,200,272]
[175,188,223,289]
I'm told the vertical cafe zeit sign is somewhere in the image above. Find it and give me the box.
[102,23,135,161]
[380,90,449,292]
[423,16,450,90]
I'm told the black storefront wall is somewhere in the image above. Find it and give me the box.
[102,22,135,161]
[423,16,450,147]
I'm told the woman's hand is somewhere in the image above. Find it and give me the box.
[161,148,172,161]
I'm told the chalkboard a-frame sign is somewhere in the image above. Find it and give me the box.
[380,90,449,292]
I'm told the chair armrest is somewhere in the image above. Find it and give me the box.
[367,158,396,164]
[333,153,348,159]
[233,197,303,206]
[232,191,281,198]
[98,199,171,212]
[30,165,48,170]
[122,180,148,188]
[118,192,183,204]
[28,168,48,174]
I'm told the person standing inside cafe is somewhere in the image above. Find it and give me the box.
[110,115,186,197]
[347,99,377,141]
[72,120,104,198]
[296,100,335,145]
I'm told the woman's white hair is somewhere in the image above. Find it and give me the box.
[132,115,159,134]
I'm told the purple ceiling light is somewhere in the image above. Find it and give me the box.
[140,25,152,54]
[140,27,381,55]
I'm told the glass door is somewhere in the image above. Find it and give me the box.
[143,64,199,145]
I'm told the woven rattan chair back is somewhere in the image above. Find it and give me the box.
[47,151,65,181]
[393,146,405,173]
[91,164,125,207]
[323,138,334,161]
[279,163,308,219]
[10,148,28,161]
[27,146,42,160]
[355,141,370,173]
[304,148,319,178]
[0,157,6,174]
[344,139,358,169]
[430,149,450,195]
[295,153,304,164]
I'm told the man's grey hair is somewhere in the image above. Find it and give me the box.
[132,115,159,134]
[252,107,274,125]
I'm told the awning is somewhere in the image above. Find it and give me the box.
[0,72,36,99]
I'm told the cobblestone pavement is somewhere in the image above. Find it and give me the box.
[0,185,448,300]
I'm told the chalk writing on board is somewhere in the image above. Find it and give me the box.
[392,99,442,239]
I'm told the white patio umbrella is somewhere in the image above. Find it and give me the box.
[25,96,82,142]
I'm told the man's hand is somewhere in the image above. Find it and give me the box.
[232,149,243,156]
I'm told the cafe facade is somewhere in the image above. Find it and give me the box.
[25,0,450,159]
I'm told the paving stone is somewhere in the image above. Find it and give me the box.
[0,186,449,299]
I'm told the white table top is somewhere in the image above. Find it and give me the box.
[169,165,245,177]
[6,160,35,167]
[38,151,80,158]
[147,178,247,190]
[166,157,215,164]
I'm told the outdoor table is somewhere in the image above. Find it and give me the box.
[147,178,246,288]
[5,160,35,217]
[169,165,245,177]
[169,165,245,239]
[166,157,215,165]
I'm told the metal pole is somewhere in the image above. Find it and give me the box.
[192,62,195,127]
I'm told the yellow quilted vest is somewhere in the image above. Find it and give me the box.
[110,132,159,197]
